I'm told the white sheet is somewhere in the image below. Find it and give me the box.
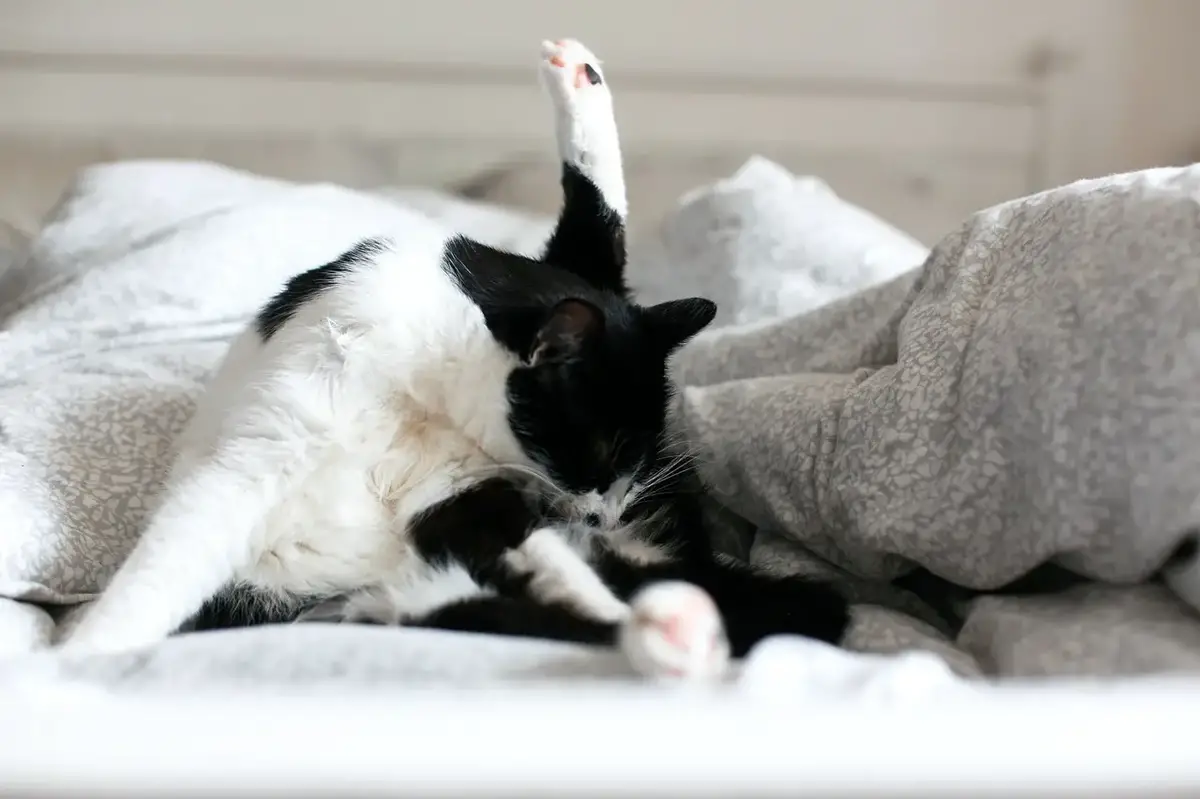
[3,638,1200,796]
[6,159,1200,796]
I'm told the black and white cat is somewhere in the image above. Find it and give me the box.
[57,39,849,678]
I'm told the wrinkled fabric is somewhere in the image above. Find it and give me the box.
[673,167,1200,675]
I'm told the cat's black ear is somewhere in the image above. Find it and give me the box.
[528,298,605,366]
[644,298,717,354]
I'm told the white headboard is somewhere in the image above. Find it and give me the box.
[0,0,1165,244]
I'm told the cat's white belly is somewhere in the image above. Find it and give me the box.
[233,414,499,599]
[243,459,408,596]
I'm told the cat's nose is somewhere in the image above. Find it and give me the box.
[584,513,602,527]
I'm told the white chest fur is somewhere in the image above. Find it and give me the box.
[171,233,529,601]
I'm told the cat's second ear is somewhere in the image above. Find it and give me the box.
[644,298,717,354]
[528,298,605,366]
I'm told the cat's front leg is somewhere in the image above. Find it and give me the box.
[613,554,851,658]
[410,477,629,624]
[57,437,301,654]
[539,38,629,294]
[499,527,630,623]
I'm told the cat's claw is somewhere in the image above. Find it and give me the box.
[618,581,731,683]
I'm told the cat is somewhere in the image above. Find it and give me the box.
[56,39,850,679]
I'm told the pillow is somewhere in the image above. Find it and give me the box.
[0,157,925,618]
[632,156,927,326]
[388,159,928,327]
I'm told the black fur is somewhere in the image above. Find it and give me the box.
[541,164,628,294]
[407,561,849,657]
[380,202,846,652]
[216,63,853,656]
[409,477,543,595]
[443,238,712,498]
[186,582,314,631]
[255,238,388,340]
[413,596,615,646]
[427,149,852,651]
[404,449,849,655]
[190,457,851,655]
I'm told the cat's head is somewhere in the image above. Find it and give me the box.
[505,295,716,527]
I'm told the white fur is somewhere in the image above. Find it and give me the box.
[59,225,530,654]
[620,582,731,682]
[540,39,628,220]
[303,564,491,624]
[601,528,675,566]
[504,528,629,622]
[492,37,636,542]
[57,39,728,684]
[574,474,635,529]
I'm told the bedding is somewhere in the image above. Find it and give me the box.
[0,156,919,615]
[3,155,1200,688]
[671,166,1200,677]
[3,641,1198,797]
[6,155,1200,796]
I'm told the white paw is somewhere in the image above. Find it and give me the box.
[539,38,609,106]
[618,581,730,683]
[537,37,627,218]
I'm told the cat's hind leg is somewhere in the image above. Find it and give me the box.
[409,478,631,624]
[594,545,850,660]
[185,582,320,632]
[687,559,852,657]
[408,585,731,683]
[409,595,618,646]
[56,437,299,654]
[539,38,629,293]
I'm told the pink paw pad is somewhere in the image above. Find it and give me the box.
[620,582,730,682]
[541,39,605,90]
[640,594,713,651]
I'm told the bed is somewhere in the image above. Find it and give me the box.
[4,151,1200,796]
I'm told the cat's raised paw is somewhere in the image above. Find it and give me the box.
[618,581,730,683]
[540,39,607,100]
[536,37,626,218]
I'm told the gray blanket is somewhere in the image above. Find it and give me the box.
[669,167,1200,677]
[5,159,1200,683]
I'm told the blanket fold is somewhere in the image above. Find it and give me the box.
[675,167,1200,674]
[7,157,1200,677]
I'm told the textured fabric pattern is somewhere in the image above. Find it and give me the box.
[0,158,908,610]
[670,166,1200,675]
[7,158,1200,680]
[1,162,452,602]
[636,157,928,328]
